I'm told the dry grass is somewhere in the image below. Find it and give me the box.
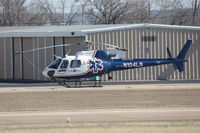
[1,123,200,133]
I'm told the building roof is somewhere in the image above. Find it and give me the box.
[0,25,126,37]
[83,23,200,33]
[0,24,200,37]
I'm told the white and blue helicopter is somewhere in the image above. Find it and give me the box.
[18,40,192,87]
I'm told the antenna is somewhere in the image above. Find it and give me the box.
[54,55,60,59]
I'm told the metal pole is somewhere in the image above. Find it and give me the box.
[148,1,151,23]
[82,5,84,24]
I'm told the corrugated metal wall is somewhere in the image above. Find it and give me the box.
[0,36,85,80]
[0,26,199,81]
[87,27,200,81]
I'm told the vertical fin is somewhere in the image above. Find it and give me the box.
[175,40,192,72]
[177,40,192,60]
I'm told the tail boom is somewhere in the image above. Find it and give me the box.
[111,58,183,71]
[110,40,192,72]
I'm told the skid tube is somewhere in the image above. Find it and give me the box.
[56,78,102,88]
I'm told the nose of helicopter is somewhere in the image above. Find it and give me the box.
[42,67,55,79]
[42,67,49,78]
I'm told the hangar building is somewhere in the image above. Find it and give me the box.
[0,24,199,81]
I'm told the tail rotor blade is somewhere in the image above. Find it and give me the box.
[167,47,178,70]
[167,47,173,58]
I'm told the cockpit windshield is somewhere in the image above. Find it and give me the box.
[48,59,62,69]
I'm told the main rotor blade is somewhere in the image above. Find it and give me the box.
[15,43,72,54]
[98,42,118,48]
[94,42,128,51]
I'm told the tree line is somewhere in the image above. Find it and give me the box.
[0,0,199,26]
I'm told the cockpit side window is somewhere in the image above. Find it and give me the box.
[60,60,68,69]
[70,60,81,68]
[48,59,62,69]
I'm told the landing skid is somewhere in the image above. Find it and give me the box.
[56,78,102,88]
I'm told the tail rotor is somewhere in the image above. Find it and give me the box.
[167,40,192,72]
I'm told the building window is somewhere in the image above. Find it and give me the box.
[142,36,156,42]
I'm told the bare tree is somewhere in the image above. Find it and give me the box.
[125,0,150,24]
[24,1,48,25]
[58,0,79,25]
[85,0,131,24]
[60,0,66,23]
[0,0,28,26]
[190,0,200,25]
[65,4,78,25]
[0,0,199,26]
[75,0,91,24]
[168,0,188,25]
[0,0,58,26]
[154,0,189,25]
[34,0,59,24]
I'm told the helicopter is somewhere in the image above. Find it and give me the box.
[17,40,192,87]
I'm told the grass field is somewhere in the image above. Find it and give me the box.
[1,123,200,133]
[1,83,200,133]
